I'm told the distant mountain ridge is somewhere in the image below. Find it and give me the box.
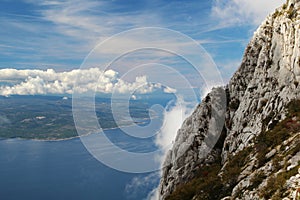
[159,0,300,199]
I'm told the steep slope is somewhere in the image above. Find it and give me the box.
[159,0,300,199]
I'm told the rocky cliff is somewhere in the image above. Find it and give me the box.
[159,0,300,199]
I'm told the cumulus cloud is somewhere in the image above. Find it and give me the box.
[212,0,284,27]
[0,68,159,96]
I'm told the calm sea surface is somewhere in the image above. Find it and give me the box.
[0,129,159,200]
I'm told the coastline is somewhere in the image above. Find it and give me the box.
[0,119,152,142]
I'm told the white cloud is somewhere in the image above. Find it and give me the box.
[0,68,160,96]
[155,98,191,158]
[31,0,161,43]
[163,86,177,94]
[0,0,167,69]
[147,97,193,200]
[211,0,285,27]
[125,173,160,200]
[147,188,159,200]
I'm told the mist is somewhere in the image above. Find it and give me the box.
[146,97,194,200]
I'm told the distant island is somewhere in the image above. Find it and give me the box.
[0,95,155,140]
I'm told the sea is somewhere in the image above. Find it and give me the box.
[0,94,188,200]
[0,129,159,200]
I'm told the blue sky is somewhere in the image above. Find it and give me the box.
[0,0,284,96]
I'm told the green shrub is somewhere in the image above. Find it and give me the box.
[248,171,266,190]
[222,147,252,186]
[283,3,287,9]
[287,99,300,117]
[166,163,223,200]
[256,99,300,151]
[167,99,300,200]
[288,143,300,156]
[229,99,240,111]
[272,155,283,171]
[273,10,282,18]
[287,7,296,19]
[260,165,299,199]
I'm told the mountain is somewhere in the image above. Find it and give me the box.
[158,0,300,199]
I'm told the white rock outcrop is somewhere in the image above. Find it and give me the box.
[159,0,300,199]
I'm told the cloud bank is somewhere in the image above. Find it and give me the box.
[0,68,160,96]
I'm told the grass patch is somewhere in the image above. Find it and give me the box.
[165,162,223,200]
[166,147,253,200]
[256,99,300,167]
[166,99,300,199]
[260,164,299,199]
[222,147,252,187]
[248,171,267,190]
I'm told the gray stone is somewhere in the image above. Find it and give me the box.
[265,149,277,159]
[159,0,300,199]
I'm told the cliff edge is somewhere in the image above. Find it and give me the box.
[159,0,300,199]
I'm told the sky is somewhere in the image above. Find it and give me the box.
[0,0,285,96]
[0,1,287,199]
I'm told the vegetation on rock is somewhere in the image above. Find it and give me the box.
[166,99,300,200]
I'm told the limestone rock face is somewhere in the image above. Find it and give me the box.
[160,88,227,197]
[223,0,300,161]
[159,0,300,199]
